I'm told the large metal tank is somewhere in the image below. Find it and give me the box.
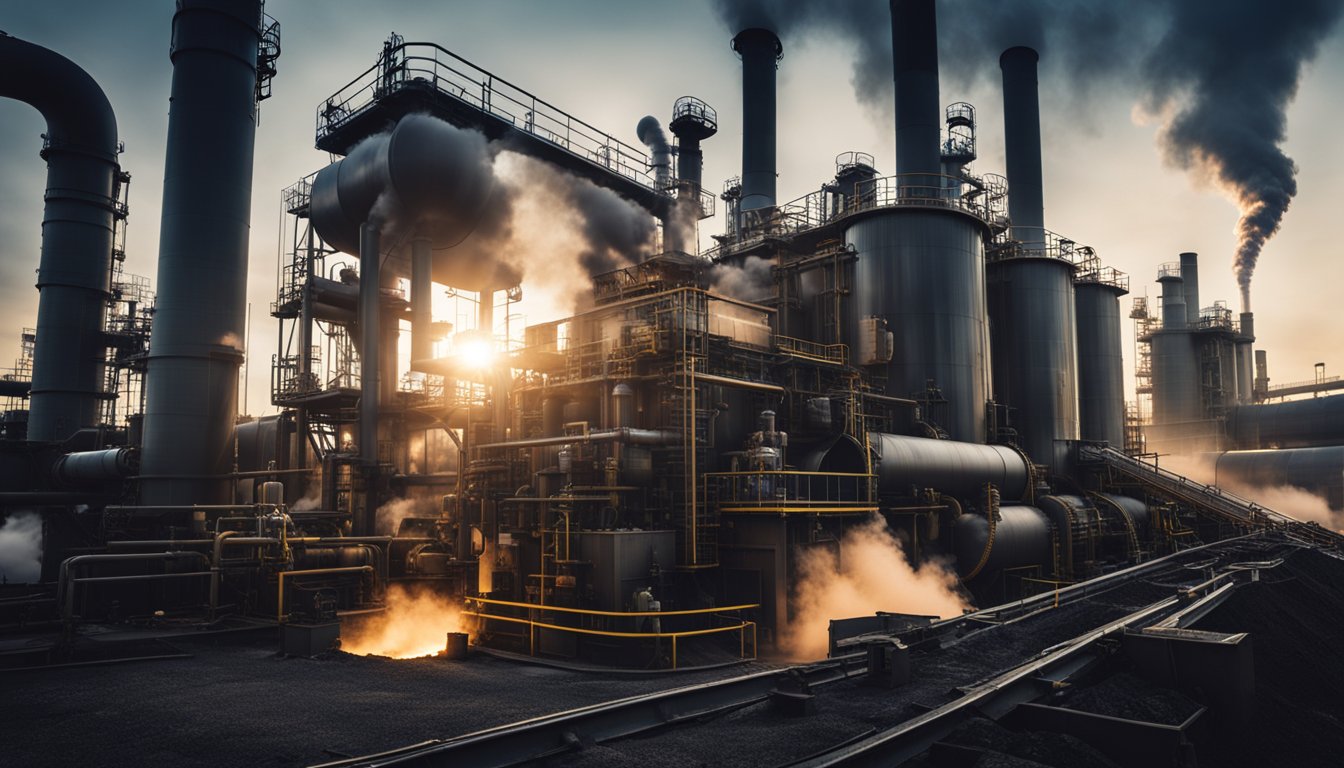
[1205,447,1344,510]
[1150,270,1202,430]
[1222,394,1344,448]
[953,505,1051,577]
[1075,280,1127,447]
[987,256,1079,469]
[869,433,1029,501]
[845,209,991,442]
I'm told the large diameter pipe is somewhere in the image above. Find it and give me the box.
[53,447,138,487]
[410,236,433,365]
[1000,46,1044,240]
[1180,252,1201,324]
[1205,446,1344,510]
[871,433,1030,501]
[1227,394,1344,450]
[731,28,781,213]
[359,222,381,468]
[891,0,942,184]
[0,33,120,441]
[141,0,265,505]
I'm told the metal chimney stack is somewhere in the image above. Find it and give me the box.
[891,0,942,187]
[1000,47,1044,242]
[140,0,266,505]
[731,28,781,215]
[1180,251,1201,324]
[0,34,120,442]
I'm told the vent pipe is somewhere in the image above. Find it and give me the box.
[1000,47,1044,242]
[731,28,781,214]
[1180,251,1200,324]
[140,0,266,506]
[891,0,942,186]
[0,33,119,442]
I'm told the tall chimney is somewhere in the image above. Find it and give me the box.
[1180,251,1200,323]
[891,0,942,185]
[731,28,781,214]
[669,96,718,196]
[1000,47,1044,242]
[0,34,119,441]
[141,0,266,505]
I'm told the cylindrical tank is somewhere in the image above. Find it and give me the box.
[1159,272,1186,330]
[953,506,1051,577]
[892,0,942,186]
[1075,280,1127,447]
[52,448,138,487]
[869,433,1030,501]
[1150,331,1201,427]
[1179,252,1200,324]
[1205,446,1344,510]
[987,256,1079,469]
[141,0,264,506]
[730,28,781,214]
[1000,46,1044,239]
[258,481,284,507]
[611,383,635,430]
[845,209,991,442]
[1226,395,1344,450]
[0,34,120,442]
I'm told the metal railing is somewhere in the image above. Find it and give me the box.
[990,226,1093,267]
[316,40,660,193]
[775,336,847,365]
[706,471,877,514]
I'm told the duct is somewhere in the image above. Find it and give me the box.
[953,506,1051,577]
[891,0,942,186]
[140,0,266,506]
[1000,47,1044,240]
[359,223,380,469]
[53,448,138,487]
[869,433,1030,501]
[1037,494,1099,576]
[635,116,672,191]
[1075,281,1127,447]
[1227,394,1344,450]
[309,113,496,288]
[1180,252,1201,324]
[0,380,31,399]
[1096,493,1150,536]
[0,32,120,442]
[846,210,991,442]
[730,28,781,214]
[1205,446,1344,510]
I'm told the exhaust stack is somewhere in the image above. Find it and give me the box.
[140,0,267,505]
[1000,46,1044,241]
[731,28,781,215]
[891,0,942,186]
[0,33,120,441]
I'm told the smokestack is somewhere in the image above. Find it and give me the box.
[1237,311,1255,404]
[1000,46,1044,242]
[669,97,717,195]
[731,28,781,213]
[1179,251,1200,324]
[141,0,266,505]
[0,33,119,441]
[891,0,942,185]
[1158,271,1187,330]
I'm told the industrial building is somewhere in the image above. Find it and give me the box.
[3,1,1344,766]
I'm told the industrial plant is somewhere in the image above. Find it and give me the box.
[3,1,1344,766]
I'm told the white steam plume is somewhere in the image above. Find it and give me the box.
[0,513,42,583]
[1161,454,1344,533]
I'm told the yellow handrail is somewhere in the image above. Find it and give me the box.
[464,595,758,618]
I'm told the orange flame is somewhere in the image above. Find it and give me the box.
[340,584,473,659]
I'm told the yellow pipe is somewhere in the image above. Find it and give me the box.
[277,566,374,623]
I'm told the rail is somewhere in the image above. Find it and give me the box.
[316,40,660,193]
[989,226,1093,267]
[463,597,759,670]
[705,471,877,514]
[776,335,847,365]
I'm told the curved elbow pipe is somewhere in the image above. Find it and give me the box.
[0,32,119,442]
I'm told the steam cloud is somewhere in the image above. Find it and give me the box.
[782,514,969,660]
[709,0,1344,312]
[710,255,774,302]
[0,512,42,583]
[375,494,441,536]
[340,583,471,659]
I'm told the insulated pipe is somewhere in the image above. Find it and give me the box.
[1000,46,1044,240]
[476,428,678,451]
[53,447,138,487]
[0,32,119,441]
[891,0,942,185]
[869,433,1031,501]
[1180,252,1201,324]
[410,235,433,365]
[731,28,781,213]
[359,222,381,468]
[141,0,264,505]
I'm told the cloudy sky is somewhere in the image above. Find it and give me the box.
[2,0,1343,418]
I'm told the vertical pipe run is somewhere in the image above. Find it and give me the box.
[1180,252,1200,324]
[891,0,942,186]
[1000,47,1044,241]
[0,34,120,441]
[731,28,781,214]
[410,236,433,365]
[141,0,264,505]
[359,222,380,469]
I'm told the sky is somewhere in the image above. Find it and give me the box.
[2,0,1343,419]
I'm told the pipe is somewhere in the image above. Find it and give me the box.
[691,371,785,393]
[0,380,31,399]
[141,0,266,505]
[476,428,678,451]
[891,0,942,185]
[731,28,781,214]
[52,447,138,486]
[58,551,209,625]
[359,221,381,469]
[0,32,120,441]
[1000,46,1044,240]
[411,235,433,365]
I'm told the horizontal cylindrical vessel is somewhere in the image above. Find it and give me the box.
[953,506,1051,577]
[1226,394,1344,450]
[870,433,1030,500]
[52,448,138,486]
[1204,446,1344,509]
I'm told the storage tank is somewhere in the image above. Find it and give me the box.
[953,506,1051,577]
[1074,276,1127,447]
[1150,269,1202,427]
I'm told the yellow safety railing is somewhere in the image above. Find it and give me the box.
[705,470,877,514]
[463,596,759,669]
